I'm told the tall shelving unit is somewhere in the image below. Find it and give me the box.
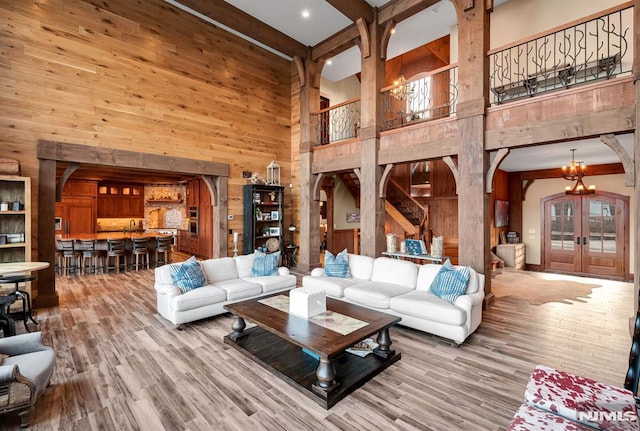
[243,184,284,255]
[0,175,31,264]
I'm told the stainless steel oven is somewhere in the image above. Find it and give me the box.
[188,207,198,234]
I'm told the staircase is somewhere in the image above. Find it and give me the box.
[334,173,430,242]
[386,178,429,241]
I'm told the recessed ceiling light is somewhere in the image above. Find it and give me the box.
[301,10,310,18]
[390,28,396,34]
[326,60,332,65]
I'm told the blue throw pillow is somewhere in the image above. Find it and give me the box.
[170,256,206,293]
[430,259,471,303]
[251,250,280,276]
[324,249,350,278]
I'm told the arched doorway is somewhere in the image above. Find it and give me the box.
[541,190,629,279]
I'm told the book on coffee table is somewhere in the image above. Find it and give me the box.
[346,338,378,357]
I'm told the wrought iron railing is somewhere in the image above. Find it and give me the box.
[313,98,361,146]
[382,65,458,131]
[489,3,632,105]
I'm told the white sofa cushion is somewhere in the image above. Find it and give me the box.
[155,264,174,285]
[201,257,239,283]
[464,268,480,294]
[416,264,441,291]
[245,274,296,293]
[389,290,466,326]
[344,281,414,309]
[370,257,418,288]
[214,279,262,301]
[302,275,359,298]
[172,285,228,312]
[234,254,255,278]
[348,254,375,280]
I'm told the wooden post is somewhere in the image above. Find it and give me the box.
[452,0,492,305]
[359,12,385,257]
[212,176,228,258]
[298,57,322,272]
[35,159,59,308]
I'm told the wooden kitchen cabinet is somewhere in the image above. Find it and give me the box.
[186,179,200,208]
[177,179,212,259]
[97,182,144,218]
[58,198,96,235]
[56,180,97,235]
[198,179,212,258]
[177,229,199,256]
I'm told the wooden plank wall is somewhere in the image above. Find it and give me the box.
[0,0,292,259]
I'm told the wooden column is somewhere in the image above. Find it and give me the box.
[298,57,321,272]
[35,159,59,308]
[359,12,385,257]
[212,176,228,258]
[452,0,492,303]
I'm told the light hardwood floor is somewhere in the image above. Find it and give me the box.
[1,270,634,430]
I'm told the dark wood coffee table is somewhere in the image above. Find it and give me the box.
[223,292,401,409]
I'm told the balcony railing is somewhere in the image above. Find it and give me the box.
[381,65,459,131]
[313,98,361,146]
[312,3,633,139]
[489,3,632,105]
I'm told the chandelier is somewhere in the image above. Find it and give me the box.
[391,75,413,100]
[562,148,595,195]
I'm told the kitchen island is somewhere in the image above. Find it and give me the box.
[56,232,172,241]
[55,232,174,273]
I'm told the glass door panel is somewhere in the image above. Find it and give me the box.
[588,200,616,254]
[550,201,575,251]
[544,195,581,273]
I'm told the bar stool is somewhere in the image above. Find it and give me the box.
[0,274,38,333]
[59,240,81,275]
[79,240,104,274]
[130,237,150,271]
[106,239,128,273]
[54,240,64,274]
[155,236,172,267]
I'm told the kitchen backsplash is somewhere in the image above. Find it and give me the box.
[144,184,187,229]
[96,184,187,231]
[97,218,144,232]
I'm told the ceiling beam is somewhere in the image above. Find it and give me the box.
[312,0,437,61]
[324,0,374,24]
[312,26,361,61]
[378,0,440,25]
[171,0,308,59]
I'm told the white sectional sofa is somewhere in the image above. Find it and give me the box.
[155,254,296,328]
[302,254,485,345]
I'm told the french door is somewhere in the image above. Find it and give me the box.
[542,191,628,278]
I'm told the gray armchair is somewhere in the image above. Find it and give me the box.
[0,332,55,427]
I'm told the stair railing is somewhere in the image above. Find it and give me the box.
[387,178,429,241]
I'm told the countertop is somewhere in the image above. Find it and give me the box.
[56,232,172,241]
